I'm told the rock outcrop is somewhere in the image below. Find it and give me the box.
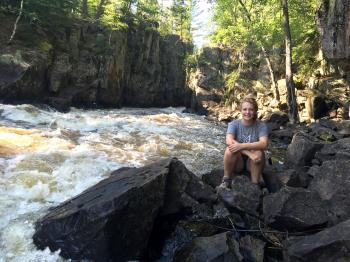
[0,18,192,111]
[285,219,350,262]
[33,158,214,261]
[316,0,350,73]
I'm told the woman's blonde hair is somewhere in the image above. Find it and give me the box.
[240,96,258,120]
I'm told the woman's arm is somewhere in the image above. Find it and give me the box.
[241,136,268,151]
[226,134,237,146]
[228,136,268,153]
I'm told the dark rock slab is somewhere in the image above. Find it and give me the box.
[217,176,262,216]
[308,159,350,225]
[33,158,201,261]
[263,187,329,231]
[286,132,324,167]
[186,171,217,204]
[286,167,312,188]
[202,169,223,188]
[306,95,330,120]
[261,165,283,193]
[239,235,265,262]
[314,137,350,163]
[286,219,350,262]
[269,128,294,143]
[307,123,342,141]
[174,232,239,262]
[265,111,289,125]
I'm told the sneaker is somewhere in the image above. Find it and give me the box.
[218,177,232,189]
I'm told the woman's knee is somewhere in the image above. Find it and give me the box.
[224,147,240,159]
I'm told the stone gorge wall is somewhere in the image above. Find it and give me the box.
[314,0,350,119]
[0,18,191,111]
[316,0,350,75]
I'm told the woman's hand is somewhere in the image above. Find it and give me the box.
[228,143,243,153]
[241,150,261,163]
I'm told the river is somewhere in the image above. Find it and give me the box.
[0,104,227,261]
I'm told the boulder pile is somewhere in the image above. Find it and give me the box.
[33,119,350,261]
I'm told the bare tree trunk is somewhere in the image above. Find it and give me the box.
[8,0,24,45]
[96,0,106,20]
[343,82,350,120]
[81,0,88,19]
[281,0,299,123]
[261,46,280,101]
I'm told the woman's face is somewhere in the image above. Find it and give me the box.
[241,102,256,121]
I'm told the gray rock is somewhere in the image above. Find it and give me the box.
[186,171,217,204]
[33,158,203,261]
[202,169,223,188]
[269,128,294,142]
[261,165,283,193]
[264,111,289,125]
[307,123,342,141]
[286,167,312,188]
[286,219,350,262]
[174,232,240,262]
[217,176,262,216]
[263,187,329,231]
[239,235,265,262]
[314,137,350,163]
[286,132,324,167]
[308,159,350,225]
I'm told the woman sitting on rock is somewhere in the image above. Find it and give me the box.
[220,96,269,189]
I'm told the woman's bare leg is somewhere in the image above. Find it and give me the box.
[223,147,244,179]
[247,150,265,184]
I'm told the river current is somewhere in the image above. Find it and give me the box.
[0,104,227,261]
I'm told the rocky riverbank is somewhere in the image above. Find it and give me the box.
[32,117,350,261]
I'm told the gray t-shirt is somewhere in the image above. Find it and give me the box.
[227,120,268,143]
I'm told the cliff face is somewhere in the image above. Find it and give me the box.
[0,15,192,111]
[317,0,350,74]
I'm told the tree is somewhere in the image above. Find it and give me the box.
[281,0,299,123]
[170,0,192,41]
[8,0,24,44]
[211,0,282,101]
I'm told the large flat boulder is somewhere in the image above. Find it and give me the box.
[33,158,211,261]
[286,132,324,167]
[308,159,350,225]
[217,176,262,216]
[263,187,329,231]
[286,219,350,261]
[174,232,240,262]
[314,137,350,163]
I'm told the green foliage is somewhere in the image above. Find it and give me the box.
[95,34,113,54]
[39,40,53,52]
[1,0,194,45]
[184,53,197,72]
[211,0,319,106]
[25,0,80,28]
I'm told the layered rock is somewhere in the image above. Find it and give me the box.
[285,219,350,262]
[316,0,350,72]
[33,158,215,261]
[0,20,191,110]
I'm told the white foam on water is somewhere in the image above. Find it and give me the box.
[0,104,227,261]
[0,104,57,126]
[1,222,62,262]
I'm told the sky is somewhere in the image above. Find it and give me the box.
[159,0,214,47]
[191,0,214,47]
